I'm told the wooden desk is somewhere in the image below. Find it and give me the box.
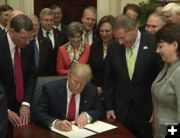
[13,120,135,138]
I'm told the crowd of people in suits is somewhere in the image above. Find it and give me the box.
[1,2,180,138]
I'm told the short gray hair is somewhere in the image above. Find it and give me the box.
[149,12,167,26]
[113,15,136,31]
[161,3,179,14]
[39,8,53,20]
[68,63,92,82]
[67,21,84,37]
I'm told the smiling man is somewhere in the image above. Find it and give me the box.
[32,63,104,131]
[81,6,97,45]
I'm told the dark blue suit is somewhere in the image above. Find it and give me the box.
[0,35,37,112]
[32,79,104,128]
[104,31,163,138]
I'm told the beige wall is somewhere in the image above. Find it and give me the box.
[0,0,6,4]
[5,0,148,22]
[97,0,148,22]
[7,0,34,15]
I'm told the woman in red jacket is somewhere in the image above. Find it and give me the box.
[56,22,90,76]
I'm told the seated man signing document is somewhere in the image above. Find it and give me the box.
[32,63,104,131]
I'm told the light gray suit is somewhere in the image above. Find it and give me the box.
[151,59,180,138]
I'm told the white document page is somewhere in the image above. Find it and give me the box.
[85,121,117,133]
[51,125,96,138]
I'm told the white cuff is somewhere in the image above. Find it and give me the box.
[21,102,30,108]
[84,112,92,123]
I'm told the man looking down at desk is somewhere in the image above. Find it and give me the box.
[32,63,104,131]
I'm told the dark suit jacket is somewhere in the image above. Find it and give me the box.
[88,39,105,88]
[104,31,162,122]
[0,28,6,36]
[0,35,37,112]
[33,35,54,76]
[0,81,8,138]
[38,28,68,75]
[32,79,104,128]
[54,24,67,36]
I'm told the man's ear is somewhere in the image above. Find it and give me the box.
[9,28,14,33]
[172,41,178,49]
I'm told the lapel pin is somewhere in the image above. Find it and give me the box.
[84,100,87,103]
[143,46,148,50]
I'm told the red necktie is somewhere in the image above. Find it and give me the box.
[14,47,24,102]
[67,94,76,121]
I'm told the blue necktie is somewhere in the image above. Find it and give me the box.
[33,39,39,68]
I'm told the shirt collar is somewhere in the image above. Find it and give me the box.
[66,81,75,98]
[84,30,93,35]
[42,28,53,36]
[53,24,61,30]
[0,24,5,30]
[7,32,16,52]
[132,29,141,49]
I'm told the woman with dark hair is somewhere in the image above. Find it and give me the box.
[152,23,180,138]
[88,15,114,96]
[56,22,90,76]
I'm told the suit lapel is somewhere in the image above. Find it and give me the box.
[79,89,89,114]
[133,33,148,80]
[37,36,44,64]
[119,45,130,81]
[1,36,14,79]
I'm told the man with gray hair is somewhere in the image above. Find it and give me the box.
[104,15,162,138]
[161,2,180,23]
[0,14,37,127]
[32,63,104,131]
[38,8,68,75]
[145,12,167,34]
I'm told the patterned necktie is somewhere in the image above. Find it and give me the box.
[127,47,136,80]
[67,94,76,121]
[33,39,39,68]
[46,31,50,40]
[14,47,24,102]
[84,32,89,45]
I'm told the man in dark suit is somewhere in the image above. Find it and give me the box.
[0,15,37,127]
[50,5,67,36]
[0,4,13,35]
[32,63,104,131]
[104,15,162,138]
[39,8,68,75]
[0,81,8,138]
[30,15,53,76]
[81,6,97,45]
